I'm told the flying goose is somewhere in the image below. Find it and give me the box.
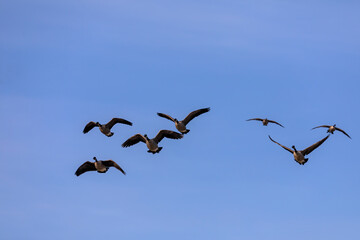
[83,118,132,137]
[312,124,351,139]
[122,130,183,154]
[157,108,210,134]
[268,135,330,165]
[247,118,284,127]
[75,157,126,176]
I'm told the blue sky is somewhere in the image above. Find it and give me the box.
[1,0,360,239]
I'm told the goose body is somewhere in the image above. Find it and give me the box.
[247,118,284,128]
[94,161,107,173]
[293,151,307,165]
[157,108,210,134]
[312,124,351,139]
[146,138,160,152]
[268,135,330,165]
[98,125,112,136]
[175,121,187,133]
[83,118,132,137]
[328,125,336,134]
[263,119,269,126]
[75,157,126,176]
[122,130,183,154]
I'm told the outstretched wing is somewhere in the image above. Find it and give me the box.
[301,135,330,156]
[182,108,210,126]
[335,127,351,139]
[311,125,331,130]
[154,130,183,143]
[102,160,126,175]
[157,113,175,122]
[83,121,97,133]
[75,161,96,176]
[105,118,133,129]
[268,135,294,154]
[246,118,264,122]
[122,134,146,147]
[268,120,285,128]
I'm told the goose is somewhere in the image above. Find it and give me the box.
[157,108,210,134]
[312,124,351,139]
[122,130,183,154]
[75,157,126,176]
[83,118,132,137]
[268,135,330,165]
[247,118,284,128]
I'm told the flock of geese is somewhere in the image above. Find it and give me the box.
[247,118,351,165]
[75,110,351,176]
[75,108,210,176]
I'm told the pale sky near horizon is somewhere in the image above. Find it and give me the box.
[1,1,360,239]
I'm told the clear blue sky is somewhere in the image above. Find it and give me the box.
[1,0,360,239]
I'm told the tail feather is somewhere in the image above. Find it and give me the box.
[182,129,190,134]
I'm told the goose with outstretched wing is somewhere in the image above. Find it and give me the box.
[312,124,351,139]
[268,135,330,165]
[83,118,132,137]
[75,157,126,176]
[247,118,284,128]
[157,108,210,134]
[122,130,183,154]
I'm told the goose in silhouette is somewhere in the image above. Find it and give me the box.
[157,108,210,134]
[75,157,126,176]
[268,135,330,165]
[83,118,132,137]
[247,118,284,128]
[312,124,351,139]
[122,130,183,154]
